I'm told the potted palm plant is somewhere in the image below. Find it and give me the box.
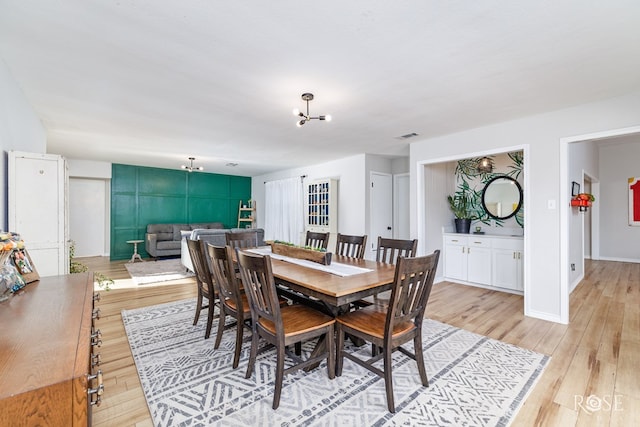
[447,192,474,233]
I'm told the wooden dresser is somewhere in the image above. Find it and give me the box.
[0,272,102,426]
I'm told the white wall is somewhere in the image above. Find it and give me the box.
[568,140,598,289]
[411,91,640,323]
[0,60,46,230]
[599,139,640,262]
[252,154,367,239]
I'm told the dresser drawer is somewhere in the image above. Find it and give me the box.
[444,235,467,246]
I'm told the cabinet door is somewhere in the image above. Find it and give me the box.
[493,248,520,290]
[467,246,492,285]
[444,243,467,281]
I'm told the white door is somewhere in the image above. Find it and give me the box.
[69,178,107,257]
[393,173,410,239]
[370,172,393,258]
[9,151,68,276]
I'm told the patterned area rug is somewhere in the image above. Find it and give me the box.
[122,299,549,427]
[125,259,194,285]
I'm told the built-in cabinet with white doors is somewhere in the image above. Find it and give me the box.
[443,233,523,293]
[8,151,69,277]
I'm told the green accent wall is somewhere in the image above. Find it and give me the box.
[111,164,251,260]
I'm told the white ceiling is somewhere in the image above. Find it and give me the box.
[1,1,639,176]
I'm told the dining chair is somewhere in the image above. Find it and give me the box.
[305,231,329,250]
[226,230,259,249]
[335,250,440,413]
[335,233,367,259]
[186,239,218,339]
[207,244,252,369]
[236,249,336,409]
[371,237,418,305]
[376,236,418,264]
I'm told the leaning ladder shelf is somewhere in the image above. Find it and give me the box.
[237,200,256,228]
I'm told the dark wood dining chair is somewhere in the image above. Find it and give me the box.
[376,236,418,264]
[336,250,440,413]
[305,231,329,250]
[236,249,336,409]
[226,230,259,249]
[335,233,367,259]
[371,236,418,305]
[207,244,252,369]
[186,238,218,339]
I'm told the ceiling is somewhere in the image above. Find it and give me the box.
[1,1,639,176]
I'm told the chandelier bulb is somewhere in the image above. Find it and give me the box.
[292,108,300,116]
[297,119,305,127]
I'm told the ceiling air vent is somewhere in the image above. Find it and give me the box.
[396,132,419,140]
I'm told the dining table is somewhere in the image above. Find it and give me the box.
[247,246,397,316]
[244,246,398,371]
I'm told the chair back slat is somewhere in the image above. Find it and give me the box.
[187,239,215,294]
[226,231,259,249]
[236,249,282,330]
[305,231,329,250]
[207,244,242,304]
[376,237,418,264]
[386,250,440,332]
[335,233,367,259]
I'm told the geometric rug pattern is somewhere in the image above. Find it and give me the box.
[125,258,194,285]
[122,298,549,427]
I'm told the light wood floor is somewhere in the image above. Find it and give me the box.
[86,257,639,426]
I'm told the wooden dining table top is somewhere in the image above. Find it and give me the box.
[267,254,397,308]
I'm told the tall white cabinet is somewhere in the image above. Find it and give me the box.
[8,151,69,277]
[305,179,338,250]
[443,233,523,293]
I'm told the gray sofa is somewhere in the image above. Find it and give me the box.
[181,227,265,271]
[145,222,224,258]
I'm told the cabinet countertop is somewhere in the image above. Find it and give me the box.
[443,232,523,239]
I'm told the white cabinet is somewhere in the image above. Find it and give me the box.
[444,235,467,281]
[443,235,491,285]
[492,238,524,292]
[8,151,68,277]
[443,233,523,294]
[467,238,492,285]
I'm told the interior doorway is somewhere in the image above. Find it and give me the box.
[370,172,393,258]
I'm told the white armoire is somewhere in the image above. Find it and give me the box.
[8,151,69,277]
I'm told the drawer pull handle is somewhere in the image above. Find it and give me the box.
[88,369,105,406]
[92,308,101,320]
[91,353,102,367]
[90,394,103,407]
[473,241,482,244]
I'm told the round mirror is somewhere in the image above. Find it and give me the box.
[481,176,523,220]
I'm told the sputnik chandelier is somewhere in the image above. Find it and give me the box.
[181,157,203,172]
[292,93,332,127]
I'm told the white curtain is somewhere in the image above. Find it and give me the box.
[264,177,304,244]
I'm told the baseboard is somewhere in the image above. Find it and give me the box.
[525,308,566,324]
[598,256,640,264]
[570,273,584,293]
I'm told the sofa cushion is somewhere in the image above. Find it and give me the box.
[190,222,224,230]
[158,240,181,250]
[146,224,173,242]
[172,224,189,241]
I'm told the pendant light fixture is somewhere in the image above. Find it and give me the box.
[181,157,203,172]
[477,157,494,173]
[292,93,332,127]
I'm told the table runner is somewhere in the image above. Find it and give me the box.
[247,247,372,277]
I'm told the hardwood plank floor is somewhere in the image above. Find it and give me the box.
[86,257,639,426]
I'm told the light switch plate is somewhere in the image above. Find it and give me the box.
[547,199,556,209]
